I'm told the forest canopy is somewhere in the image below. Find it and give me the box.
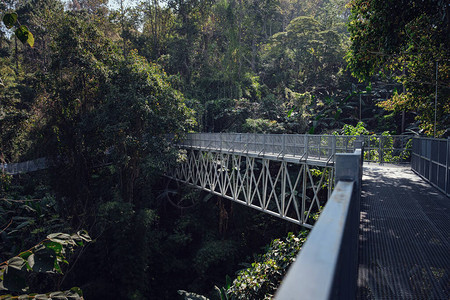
[0,0,449,299]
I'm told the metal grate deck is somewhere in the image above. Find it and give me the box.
[358,164,449,299]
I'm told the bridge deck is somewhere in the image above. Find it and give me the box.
[179,145,334,167]
[358,164,449,299]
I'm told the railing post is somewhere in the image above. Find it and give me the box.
[428,138,432,181]
[335,150,362,195]
[319,136,322,160]
[446,138,449,195]
[333,146,362,300]
[305,135,309,159]
[263,134,266,156]
[332,135,336,162]
[379,136,383,164]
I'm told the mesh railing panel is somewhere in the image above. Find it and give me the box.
[178,133,413,164]
[411,137,449,196]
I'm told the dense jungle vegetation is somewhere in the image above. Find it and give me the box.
[0,0,448,298]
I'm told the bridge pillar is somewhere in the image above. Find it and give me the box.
[331,147,362,299]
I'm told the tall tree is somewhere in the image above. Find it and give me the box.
[346,0,450,135]
[260,16,345,94]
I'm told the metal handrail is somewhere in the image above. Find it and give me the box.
[179,133,411,164]
[275,148,363,299]
[1,157,48,175]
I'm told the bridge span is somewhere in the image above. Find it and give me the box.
[167,133,369,228]
[170,133,449,299]
[3,133,448,299]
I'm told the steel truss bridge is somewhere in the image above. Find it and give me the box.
[3,133,448,299]
[167,133,449,300]
[166,133,409,228]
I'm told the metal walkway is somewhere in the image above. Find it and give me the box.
[358,164,450,299]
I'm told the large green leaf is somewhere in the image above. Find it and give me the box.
[7,257,26,270]
[15,25,34,47]
[18,250,33,261]
[2,13,18,29]
[71,230,92,246]
[28,246,57,273]
[43,241,64,256]
[47,233,74,246]
[3,265,27,292]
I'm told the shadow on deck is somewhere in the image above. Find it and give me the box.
[358,164,449,299]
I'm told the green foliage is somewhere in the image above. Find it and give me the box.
[2,13,18,29]
[333,122,412,163]
[0,288,84,300]
[0,231,90,297]
[0,178,72,261]
[2,0,436,299]
[178,289,209,300]
[97,50,194,203]
[194,240,238,277]
[226,231,308,300]
[2,13,34,47]
[73,199,160,299]
[242,119,284,134]
[346,0,450,134]
[0,173,12,193]
[14,26,34,48]
[333,121,370,136]
[261,16,346,94]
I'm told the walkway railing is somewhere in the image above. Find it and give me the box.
[275,145,363,299]
[1,158,48,175]
[179,133,411,164]
[411,137,450,197]
[179,133,361,164]
[361,135,411,163]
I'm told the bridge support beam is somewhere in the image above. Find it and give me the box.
[167,148,334,228]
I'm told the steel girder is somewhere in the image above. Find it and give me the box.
[167,148,334,228]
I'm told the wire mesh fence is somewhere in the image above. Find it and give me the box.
[411,137,450,196]
[1,157,48,175]
[179,133,413,164]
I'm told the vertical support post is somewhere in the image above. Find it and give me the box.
[282,134,286,157]
[345,136,348,153]
[428,139,432,181]
[302,165,307,223]
[332,135,336,162]
[281,161,286,216]
[305,135,309,159]
[328,165,334,199]
[319,136,322,160]
[333,146,362,300]
[435,61,438,138]
[359,93,362,121]
[246,157,251,205]
[294,134,297,157]
[263,134,266,156]
[273,135,275,155]
[335,150,362,193]
[263,160,269,208]
[379,136,383,164]
[446,138,449,195]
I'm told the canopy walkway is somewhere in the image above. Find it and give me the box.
[3,133,449,299]
[169,133,449,300]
